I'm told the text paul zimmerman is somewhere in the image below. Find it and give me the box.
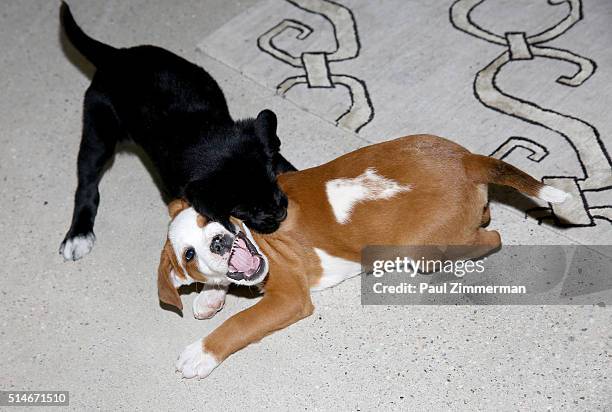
[372,282,527,294]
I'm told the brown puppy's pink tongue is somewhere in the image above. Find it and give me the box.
[228,238,261,277]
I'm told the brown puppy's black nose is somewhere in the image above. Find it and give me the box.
[210,234,233,255]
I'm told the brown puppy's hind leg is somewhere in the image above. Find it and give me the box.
[446,228,501,262]
[470,228,501,258]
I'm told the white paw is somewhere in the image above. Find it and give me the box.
[192,287,227,320]
[60,233,95,261]
[176,339,219,379]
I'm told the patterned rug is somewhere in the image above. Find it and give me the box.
[199,0,612,244]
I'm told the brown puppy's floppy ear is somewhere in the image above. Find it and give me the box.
[168,199,190,219]
[157,240,183,311]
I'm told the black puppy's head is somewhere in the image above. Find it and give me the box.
[230,110,289,233]
[186,110,291,234]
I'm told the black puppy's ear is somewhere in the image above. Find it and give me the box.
[254,109,281,155]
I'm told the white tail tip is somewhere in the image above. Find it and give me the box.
[538,185,571,203]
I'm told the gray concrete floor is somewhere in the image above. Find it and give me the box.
[0,1,610,410]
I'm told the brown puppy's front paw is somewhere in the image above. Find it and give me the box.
[192,288,226,320]
[175,339,219,379]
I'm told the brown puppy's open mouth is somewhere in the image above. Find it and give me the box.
[226,231,265,282]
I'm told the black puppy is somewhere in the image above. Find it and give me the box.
[59,3,295,261]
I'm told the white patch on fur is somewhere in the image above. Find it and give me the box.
[61,233,95,261]
[312,248,362,291]
[192,285,228,320]
[538,185,571,203]
[325,168,412,224]
[176,339,219,379]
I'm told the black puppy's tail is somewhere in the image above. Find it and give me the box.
[60,2,118,67]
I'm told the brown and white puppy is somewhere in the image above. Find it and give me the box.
[158,135,569,379]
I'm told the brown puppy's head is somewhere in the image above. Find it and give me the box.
[158,200,269,310]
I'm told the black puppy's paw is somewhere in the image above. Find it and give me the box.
[60,232,96,261]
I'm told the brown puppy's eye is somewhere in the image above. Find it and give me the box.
[184,247,195,261]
